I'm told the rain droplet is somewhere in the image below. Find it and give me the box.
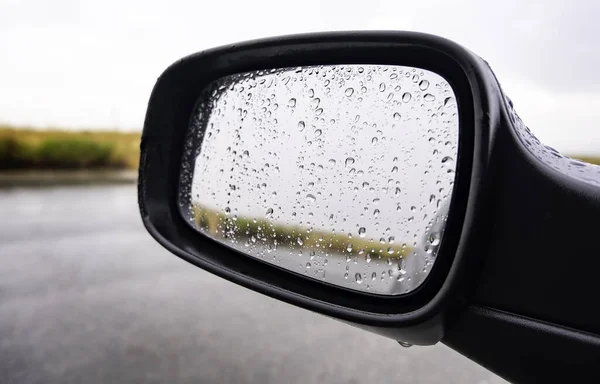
[297,237,304,246]
[373,209,380,217]
[358,227,366,237]
[424,93,436,102]
[393,112,401,120]
[328,159,336,166]
[371,137,378,145]
[346,243,353,252]
[428,232,441,246]
[355,273,363,284]
[345,157,355,166]
[387,247,394,254]
[402,92,412,102]
[306,194,316,203]
[298,121,305,131]
[288,98,296,107]
[314,129,322,137]
[444,97,455,107]
[391,166,398,173]
[308,88,315,98]
[442,156,454,163]
[379,83,386,92]
[345,87,354,97]
[265,208,274,218]
[419,80,430,91]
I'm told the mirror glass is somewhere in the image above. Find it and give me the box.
[179,64,459,295]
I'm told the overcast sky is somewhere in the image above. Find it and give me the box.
[1,0,599,154]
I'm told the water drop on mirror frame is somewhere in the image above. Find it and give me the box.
[179,64,459,296]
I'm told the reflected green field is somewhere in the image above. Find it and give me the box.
[192,204,411,260]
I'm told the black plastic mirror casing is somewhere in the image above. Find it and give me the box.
[138,31,503,345]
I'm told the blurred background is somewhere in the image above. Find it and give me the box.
[1,0,599,382]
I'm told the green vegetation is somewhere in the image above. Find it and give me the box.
[570,156,600,166]
[0,125,140,170]
[192,204,411,260]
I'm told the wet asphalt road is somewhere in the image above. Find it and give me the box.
[0,185,505,383]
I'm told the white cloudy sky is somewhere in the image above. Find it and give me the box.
[1,0,599,154]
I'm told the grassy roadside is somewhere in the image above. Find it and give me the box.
[1,124,598,172]
[0,125,140,170]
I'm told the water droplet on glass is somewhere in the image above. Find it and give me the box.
[298,121,305,131]
[393,112,401,120]
[265,208,274,218]
[444,96,455,107]
[419,79,430,91]
[428,232,441,246]
[345,87,354,97]
[358,227,366,237]
[387,247,394,254]
[346,243,353,252]
[423,93,436,102]
[314,129,322,137]
[402,92,412,102]
[355,273,363,284]
[379,83,386,92]
[297,237,304,246]
[373,209,380,217]
[288,98,296,107]
[391,166,398,173]
[371,137,379,145]
[328,159,336,166]
[306,194,316,203]
[345,157,355,167]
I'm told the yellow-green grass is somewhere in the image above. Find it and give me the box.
[0,125,140,170]
[192,204,411,260]
[570,156,600,166]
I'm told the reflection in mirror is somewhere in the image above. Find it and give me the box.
[179,64,459,295]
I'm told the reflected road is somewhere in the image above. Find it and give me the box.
[0,185,505,383]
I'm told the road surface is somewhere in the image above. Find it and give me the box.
[0,185,505,383]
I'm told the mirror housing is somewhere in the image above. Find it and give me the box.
[138,31,500,345]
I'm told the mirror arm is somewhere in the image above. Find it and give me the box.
[443,305,600,383]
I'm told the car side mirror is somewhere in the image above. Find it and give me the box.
[138,31,600,383]
[138,32,483,346]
